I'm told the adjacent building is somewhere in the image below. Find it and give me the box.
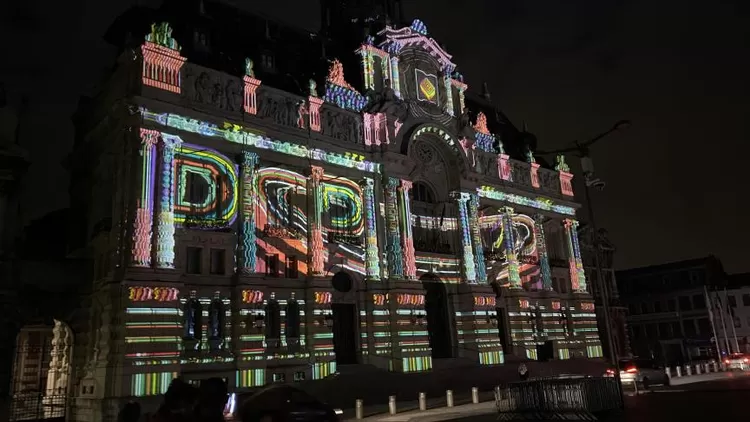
[8,1,603,420]
[617,256,726,365]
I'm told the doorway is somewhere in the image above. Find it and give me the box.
[422,276,454,359]
[331,303,358,365]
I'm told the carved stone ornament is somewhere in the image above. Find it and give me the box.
[327,59,355,90]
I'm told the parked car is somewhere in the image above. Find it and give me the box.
[604,358,669,388]
[237,384,342,422]
[724,353,749,371]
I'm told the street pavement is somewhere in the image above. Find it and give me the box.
[439,372,750,422]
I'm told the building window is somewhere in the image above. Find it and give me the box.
[697,318,710,335]
[653,301,662,313]
[658,323,670,338]
[266,254,280,277]
[184,298,203,341]
[692,294,706,309]
[684,320,697,337]
[210,249,226,275]
[743,294,750,307]
[671,322,681,337]
[261,53,276,72]
[631,325,641,339]
[193,29,211,51]
[667,299,676,312]
[286,300,301,352]
[640,302,650,314]
[294,371,306,382]
[734,317,741,329]
[185,171,210,204]
[628,303,638,315]
[208,296,225,350]
[286,256,299,278]
[412,182,435,203]
[727,294,737,308]
[264,300,282,347]
[678,296,692,311]
[186,247,203,274]
[272,373,285,383]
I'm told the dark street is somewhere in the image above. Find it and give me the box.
[444,374,750,421]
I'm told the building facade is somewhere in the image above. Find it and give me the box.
[579,226,630,360]
[25,3,603,420]
[617,256,726,365]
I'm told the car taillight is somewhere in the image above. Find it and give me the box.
[744,358,748,363]
[725,359,731,364]
[625,366,638,373]
[605,369,615,375]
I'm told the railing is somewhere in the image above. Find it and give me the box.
[494,377,623,420]
[9,393,66,422]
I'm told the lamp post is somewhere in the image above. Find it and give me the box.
[537,119,630,372]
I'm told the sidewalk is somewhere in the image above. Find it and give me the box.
[340,390,495,421]
[345,400,497,422]
[669,369,750,386]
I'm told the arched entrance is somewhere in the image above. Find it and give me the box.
[331,272,358,365]
[421,274,454,359]
[10,320,73,421]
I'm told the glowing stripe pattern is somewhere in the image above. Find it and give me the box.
[533,214,553,290]
[477,186,576,216]
[238,152,259,274]
[453,192,476,283]
[308,166,325,275]
[360,178,380,279]
[468,193,487,283]
[174,144,238,226]
[133,129,159,267]
[385,178,403,278]
[399,180,417,279]
[140,109,380,173]
[154,134,181,269]
[564,219,587,292]
[501,207,521,288]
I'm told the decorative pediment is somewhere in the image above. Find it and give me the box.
[378,19,456,73]
[323,59,367,112]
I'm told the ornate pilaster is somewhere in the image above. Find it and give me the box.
[398,180,417,279]
[390,57,401,98]
[468,194,487,283]
[533,214,553,290]
[443,74,454,116]
[307,166,326,276]
[563,219,587,292]
[384,177,403,278]
[453,192,476,283]
[153,134,181,269]
[500,207,521,288]
[132,129,158,267]
[360,178,381,280]
[238,151,259,275]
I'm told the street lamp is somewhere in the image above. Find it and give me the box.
[537,119,630,373]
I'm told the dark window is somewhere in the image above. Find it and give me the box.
[653,301,662,313]
[645,324,656,339]
[684,320,696,337]
[727,295,737,308]
[294,371,306,382]
[412,182,435,203]
[208,298,225,349]
[743,294,750,307]
[186,247,202,274]
[262,53,276,72]
[658,323,670,338]
[185,171,210,204]
[210,249,226,275]
[667,299,676,312]
[286,301,301,339]
[628,303,639,315]
[678,296,692,311]
[631,325,641,339]
[671,322,682,337]
[184,299,203,341]
[640,302,650,314]
[266,254,280,277]
[272,373,285,383]
[697,318,710,335]
[286,256,299,278]
[265,301,282,345]
[692,294,706,309]
[193,29,210,51]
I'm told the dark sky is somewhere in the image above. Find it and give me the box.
[1,0,748,272]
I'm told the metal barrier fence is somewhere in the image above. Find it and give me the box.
[495,377,623,420]
[9,394,66,422]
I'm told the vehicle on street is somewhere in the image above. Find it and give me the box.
[724,353,749,371]
[604,358,669,388]
[237,384,341,422]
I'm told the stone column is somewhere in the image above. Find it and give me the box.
[563,219,587,292]
[398,180,417,279]
[307,166,326,276]
[132,129,158,267]
[390,57,401,98]
[360,177,381,280]
[500,206,521,289]
[468,194,487,283]
[153,134,181,269]
[384,177,403,278]
[238,151,259,275]
[444,74,455,116]
[533,214,553,291]
[453,191,476,283]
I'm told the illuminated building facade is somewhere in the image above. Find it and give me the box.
[62,1,602,419]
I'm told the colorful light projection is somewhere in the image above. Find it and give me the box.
[360,178,380,280]
[129,286,180,302]
[132,129,159,267]
[415,69,439,104]
[481,212,538,288]
[323,59,368,112]
[384,178,403,278]
[314,292,333,305]
[241,290,264,304]
[453,192,476,283]
[477,186,576,216]
[140,109,380,173]
[155,134,182,269]
[174,144,238,228]
[238,152,260,274]
[473,296,496,307]
[396,294,425,306]
[255,167,366,276]
[398,181,417,279]
[532,214,553,290]
[563,219,587,292]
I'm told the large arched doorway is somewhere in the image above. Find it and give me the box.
[331,272,358,365]
[421,274,454,359]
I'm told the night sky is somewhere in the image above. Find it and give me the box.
[1,0,747,272]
